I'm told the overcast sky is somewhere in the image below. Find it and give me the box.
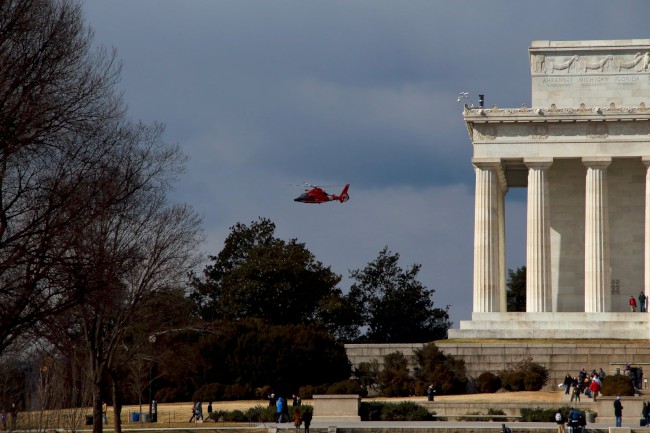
[83,1,650,328]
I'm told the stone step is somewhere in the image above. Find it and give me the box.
[456,319,648,330]
[449,312,650,340]
[448,327,647,339]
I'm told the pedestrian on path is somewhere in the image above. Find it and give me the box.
[302,410,311,433]
[102,401,108,424]
[8,403,16,432]
[614,396,623,427]
[293,407,302,433]
[555,410,566,433]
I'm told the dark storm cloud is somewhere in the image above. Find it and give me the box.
[83,0,650,326]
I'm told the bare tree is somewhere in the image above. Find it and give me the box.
[44,182,203,433]
[0,0,126,351]
[0,3,205,433]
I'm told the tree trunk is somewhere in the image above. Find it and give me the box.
[112,377,123,433]
[92,379,103,433]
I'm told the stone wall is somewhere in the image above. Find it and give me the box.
[345,341,650,390]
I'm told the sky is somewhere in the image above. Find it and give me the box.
[82,1,650,328]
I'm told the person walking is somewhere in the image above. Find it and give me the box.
[1,407,6,431]
[293,407,302,433]
[8,403,16,432]
[614,396,623,427]
[102,401,108,424]
[188,402,198,423]
[276,397,283,423]
[302,410,312,433]
[555,410,566,433]
[563,374,572,395]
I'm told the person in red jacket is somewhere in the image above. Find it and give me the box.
[630,295,638,312]
[589,375,601,402]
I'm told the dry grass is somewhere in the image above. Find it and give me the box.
[122,390,562,416]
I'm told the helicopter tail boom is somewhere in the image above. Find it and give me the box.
[336,184,350,203]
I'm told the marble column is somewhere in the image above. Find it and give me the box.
[498,182,507,312]
[583,157,611,313]
[472,158,502,312]
[525,158,553,312]
[643,157,650,310]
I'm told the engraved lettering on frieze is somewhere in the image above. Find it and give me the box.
[474,124,496,141]
[528,124,548,139]
[586,122,608,139]
[545,55,579,74]
[542,76,573,87]
[578,75,609,88]
[616,75,640,86]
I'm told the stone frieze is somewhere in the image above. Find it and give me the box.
[531,52,650,74]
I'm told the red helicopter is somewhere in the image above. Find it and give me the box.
[294,183,350,204]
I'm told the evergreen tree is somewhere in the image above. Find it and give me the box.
[346,247,451,343]
[190,218,342,326]
[506,266,526,312]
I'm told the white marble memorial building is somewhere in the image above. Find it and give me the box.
[450,40,650,340]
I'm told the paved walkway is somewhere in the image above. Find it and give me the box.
[267,421,626,430]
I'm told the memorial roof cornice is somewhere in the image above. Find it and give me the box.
[463,103,650,123]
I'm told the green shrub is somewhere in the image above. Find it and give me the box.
[154,386,183,403]
[601,374,635,396]
[520,406,571,422]
[192,382,254,401]
[359,402,384,421]
[487,408,506,421]
[210,405,299,423]
[245,405,268,423]
[223,410,248,422]
[378,352,414,397]
[193,383,225,401]
[299,384,328,399]
[499,357,548,392]
[255,385,273,399]
[359,402,435,421]
[524,371,545,391]
[500,371,525,391]
[458,411,489,421]
[413,343,468,395]
[326,379,367,397]
[476,372,501,393]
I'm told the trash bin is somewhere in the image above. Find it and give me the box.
[586,412,596,423]
[85,416,93,425]
[141,414,151,423]
[132,412,140,422]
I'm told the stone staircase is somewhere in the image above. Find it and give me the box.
[448,312,650,339]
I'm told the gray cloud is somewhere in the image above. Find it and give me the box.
[83,0,649,326]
